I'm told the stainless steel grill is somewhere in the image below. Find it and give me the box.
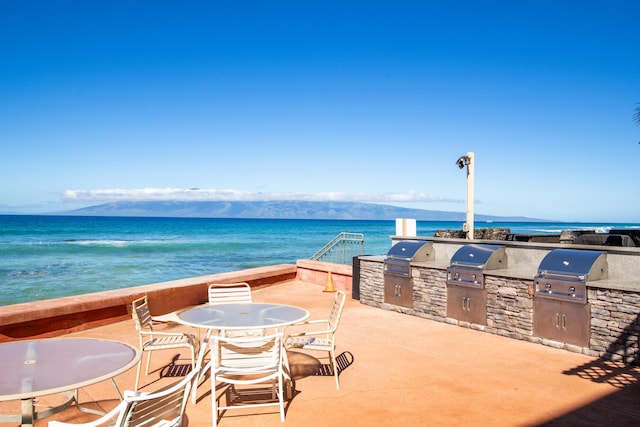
[383,241,434,308]
[533,249,607,303]
[533,248,607,346]
[446,244,507,288]
[446,244,507,326]
[384,241,434,277]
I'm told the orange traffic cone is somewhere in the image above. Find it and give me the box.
[323,271,336,292]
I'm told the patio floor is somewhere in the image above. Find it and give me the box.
[3,280,640,426]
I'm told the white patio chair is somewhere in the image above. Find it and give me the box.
[193,282,264,403]
[208,282,253,305]
[284,290,346,389]
[131,296,198,390]
[48,367,199,427]
[210,333,286,426]
[208,282,264,339]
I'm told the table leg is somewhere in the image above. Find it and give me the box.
[110,378,123,400]
[21,398,34,427]
[74,378,123,416]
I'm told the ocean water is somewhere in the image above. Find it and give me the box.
[1,215,638,306]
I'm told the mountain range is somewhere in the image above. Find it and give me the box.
[57,201,546,221]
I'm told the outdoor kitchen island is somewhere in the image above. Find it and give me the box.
[357,237,640,364]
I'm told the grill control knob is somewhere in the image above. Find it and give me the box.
[545,283,552,293]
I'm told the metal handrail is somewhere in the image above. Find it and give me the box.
[310,232,365,265]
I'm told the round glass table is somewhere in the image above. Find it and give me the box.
[177,303,309,330]
[0,337,140,427]
[177,302,310,399]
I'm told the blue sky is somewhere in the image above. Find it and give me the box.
[1,1,638,222]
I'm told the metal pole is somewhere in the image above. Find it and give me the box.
[466,152,474,240]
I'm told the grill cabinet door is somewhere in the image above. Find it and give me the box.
[447,285,487,325]
[384,275,413,308]
[562,303,591,346]
[533,299,564,342]
[533,300,590,347]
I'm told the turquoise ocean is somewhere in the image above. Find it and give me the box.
[1,215,638,306]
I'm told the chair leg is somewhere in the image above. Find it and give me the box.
[330,349,340,390]
[191,362,206,404]
[278,374,285,422]
[135,356,143,390]
[192,334,211,403]
[145,349,152,375]
[211,376,219,427]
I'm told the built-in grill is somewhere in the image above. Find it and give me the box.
[534,249,607,302]
[383,241,434,308]
[446,244,507,325]
[533,249,607,346]
[447,244,507,325]
[446,244,507,288]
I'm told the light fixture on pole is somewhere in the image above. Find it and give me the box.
[456,152,474,239]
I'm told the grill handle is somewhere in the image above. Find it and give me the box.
[450,262,486,269]
[537,271,587,282]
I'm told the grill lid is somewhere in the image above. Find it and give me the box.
[449,244,507,270]
[386,241,434,262]
[536,249,607,281]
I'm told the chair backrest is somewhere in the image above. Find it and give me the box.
[120,368,199,427]
[211,333,283,373]
[328,290,347,332]
[131,296,153,332]
[208,282,252,305]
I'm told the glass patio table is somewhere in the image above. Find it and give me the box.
[176,303,309,331]
[177,302,309,373]
[0,337,140,427]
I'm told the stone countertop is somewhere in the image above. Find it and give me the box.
[586,278,640,292]
[360,256,640,292]
[485,267,538,280]
[412,260,450,270]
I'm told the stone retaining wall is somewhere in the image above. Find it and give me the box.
[433,228,511,240]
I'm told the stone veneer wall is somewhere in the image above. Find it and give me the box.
[359,258,640,364]
[589,288,640,363]
[484,276,534,341]
[358,260,384,308]
[412,267,448,320]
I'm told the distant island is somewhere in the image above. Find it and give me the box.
[55,201,547,222]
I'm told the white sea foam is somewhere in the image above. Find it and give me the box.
[533,228,564,233]
[65,239,130,247]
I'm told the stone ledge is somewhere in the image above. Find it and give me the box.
[0,264,297,342]
[295,259,352,291]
